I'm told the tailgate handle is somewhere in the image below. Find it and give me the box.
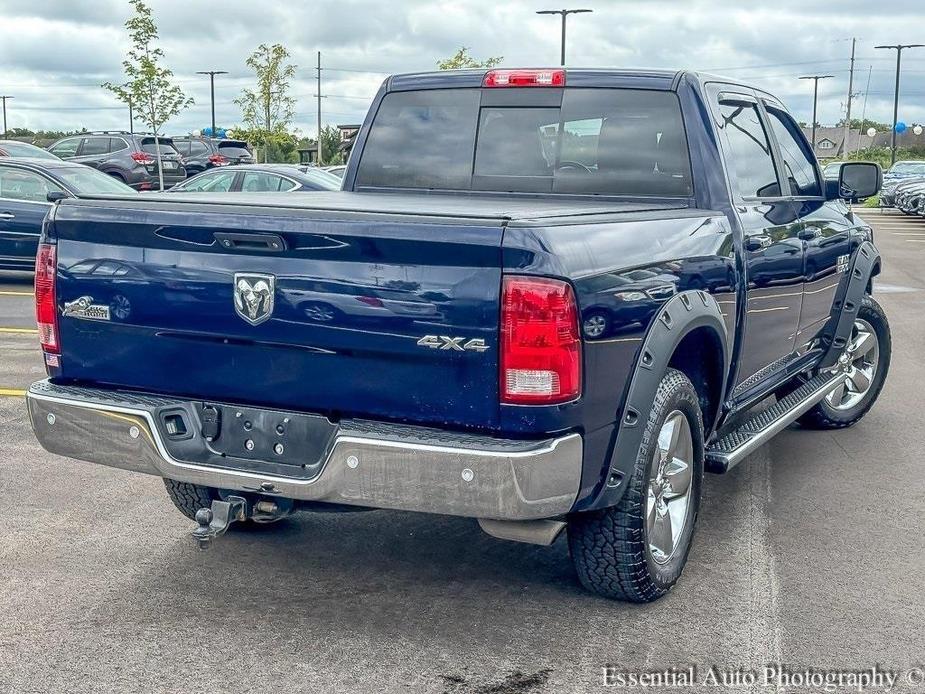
[214,232,287,252]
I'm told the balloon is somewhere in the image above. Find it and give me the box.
[192,129,201,137]
[867,127,877,137]
[203,126,213,137]
[895,121,907,134]
[914,125,923,136]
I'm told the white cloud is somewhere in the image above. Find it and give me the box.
[1,0,924,135]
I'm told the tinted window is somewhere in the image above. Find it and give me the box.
[718,102,780,198]
[79,137,110,156]
[177,170,236,192]
[48,166,135,194]
[141,138,179,156]
[109,138,129,153]
[358,89,481,189]
[173,140,192,156]
[0,168,62,202]
[240,171,290,192]
[216,141,251,158]
[189,141,210,156]
[297,168,342,190]
[357,88,692,196]
[0,141,60,160]
[765,107,820,196]
[49,137,80,158]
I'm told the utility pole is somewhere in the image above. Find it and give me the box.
[875,43,925,166]
[128,94,134,134]
[0,96,12,137]
[535,9,593,66]
[857,65,873,155]
[196,70,228,138]
[799,75,833,150]
[316,50,323,166]
[842,38,856,158]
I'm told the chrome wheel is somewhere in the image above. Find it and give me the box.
[583,314,608,338]
[645,410,694,565]
[826,318,879,411]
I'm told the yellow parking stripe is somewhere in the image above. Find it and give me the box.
[0,291,33,297]
[0,388,26,397]
[0,327,37,334]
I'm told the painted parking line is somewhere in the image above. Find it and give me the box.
[0,388,26,397]
[0,291,33,297]
[0,327,37,334]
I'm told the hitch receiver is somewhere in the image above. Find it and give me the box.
[191,495,247,550]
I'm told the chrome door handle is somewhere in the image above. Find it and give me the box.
[0,212,15,221]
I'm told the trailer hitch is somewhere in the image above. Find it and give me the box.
[191,495,247,550]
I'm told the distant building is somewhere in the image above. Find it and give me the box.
[802,126,925,160]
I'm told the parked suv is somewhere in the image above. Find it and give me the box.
[46,132,186,190]
[171,136,254,175]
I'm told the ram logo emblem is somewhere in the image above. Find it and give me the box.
[417,335,490,353]
[233,273,275,326]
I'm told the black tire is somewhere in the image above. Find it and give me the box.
[568,368,705,602]
[163,478,217,520]
[798,295,891,429]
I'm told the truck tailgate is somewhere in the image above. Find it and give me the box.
[49,197,505,430]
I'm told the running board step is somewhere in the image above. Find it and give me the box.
[705,372,848,473]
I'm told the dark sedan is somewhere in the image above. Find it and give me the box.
[170,164,342,193]
[0,158,135,271]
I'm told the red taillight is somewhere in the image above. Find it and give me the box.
[208,153,229,166]
[34,243,59,354]
[356,295,384,308]
[131,151,155,164]
[483,69,566,88]
[500,276,581,405]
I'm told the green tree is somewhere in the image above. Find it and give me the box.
[102,0,192,190]
[319,125,344,165]
[437,46,503,70]
[235,43,296,162]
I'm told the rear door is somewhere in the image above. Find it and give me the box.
[712,89,805,387]
[0,167,58,264]
[73,136,111,169]
[51,199,506,429]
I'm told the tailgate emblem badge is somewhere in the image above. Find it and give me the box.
[417,335,489,352]
[234,273,275,326]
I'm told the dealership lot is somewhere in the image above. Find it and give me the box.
[0,212,923,693]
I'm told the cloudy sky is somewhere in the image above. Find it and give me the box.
[2,0,924,138]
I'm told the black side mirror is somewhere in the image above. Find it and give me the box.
[46,191,69,203]
[836,162,881,202]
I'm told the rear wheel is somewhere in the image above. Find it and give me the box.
[568,368,704,602]
[798,295,891,429]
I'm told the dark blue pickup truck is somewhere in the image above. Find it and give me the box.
[27,68,890,602]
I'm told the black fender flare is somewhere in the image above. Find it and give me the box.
[582,290,729,511]
[817,240,880,370]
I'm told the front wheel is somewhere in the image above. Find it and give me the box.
[798,295,891,429]
[568,368,704,602]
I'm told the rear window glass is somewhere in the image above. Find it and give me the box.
[141,138,179,155]
[217,141,251,157]
[356,88,692,196]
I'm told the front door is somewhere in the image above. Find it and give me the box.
[761,102,855,352]
[714,94,805,386]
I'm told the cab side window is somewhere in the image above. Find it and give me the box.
[718,102,780,199]
[765,107,821,197]
[49,137,80,158]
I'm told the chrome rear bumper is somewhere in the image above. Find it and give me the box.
[26,380,582,521]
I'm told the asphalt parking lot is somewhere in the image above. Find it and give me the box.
[1,211,923,694]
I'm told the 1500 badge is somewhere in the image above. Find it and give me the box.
[62,296,111,321]
[417,335,489,352]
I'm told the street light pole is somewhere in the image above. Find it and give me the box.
[799,75,833,150]
[196,70,228,137]
[875,44,924,166]
[0,96,12,137]
[536,9,592,66]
